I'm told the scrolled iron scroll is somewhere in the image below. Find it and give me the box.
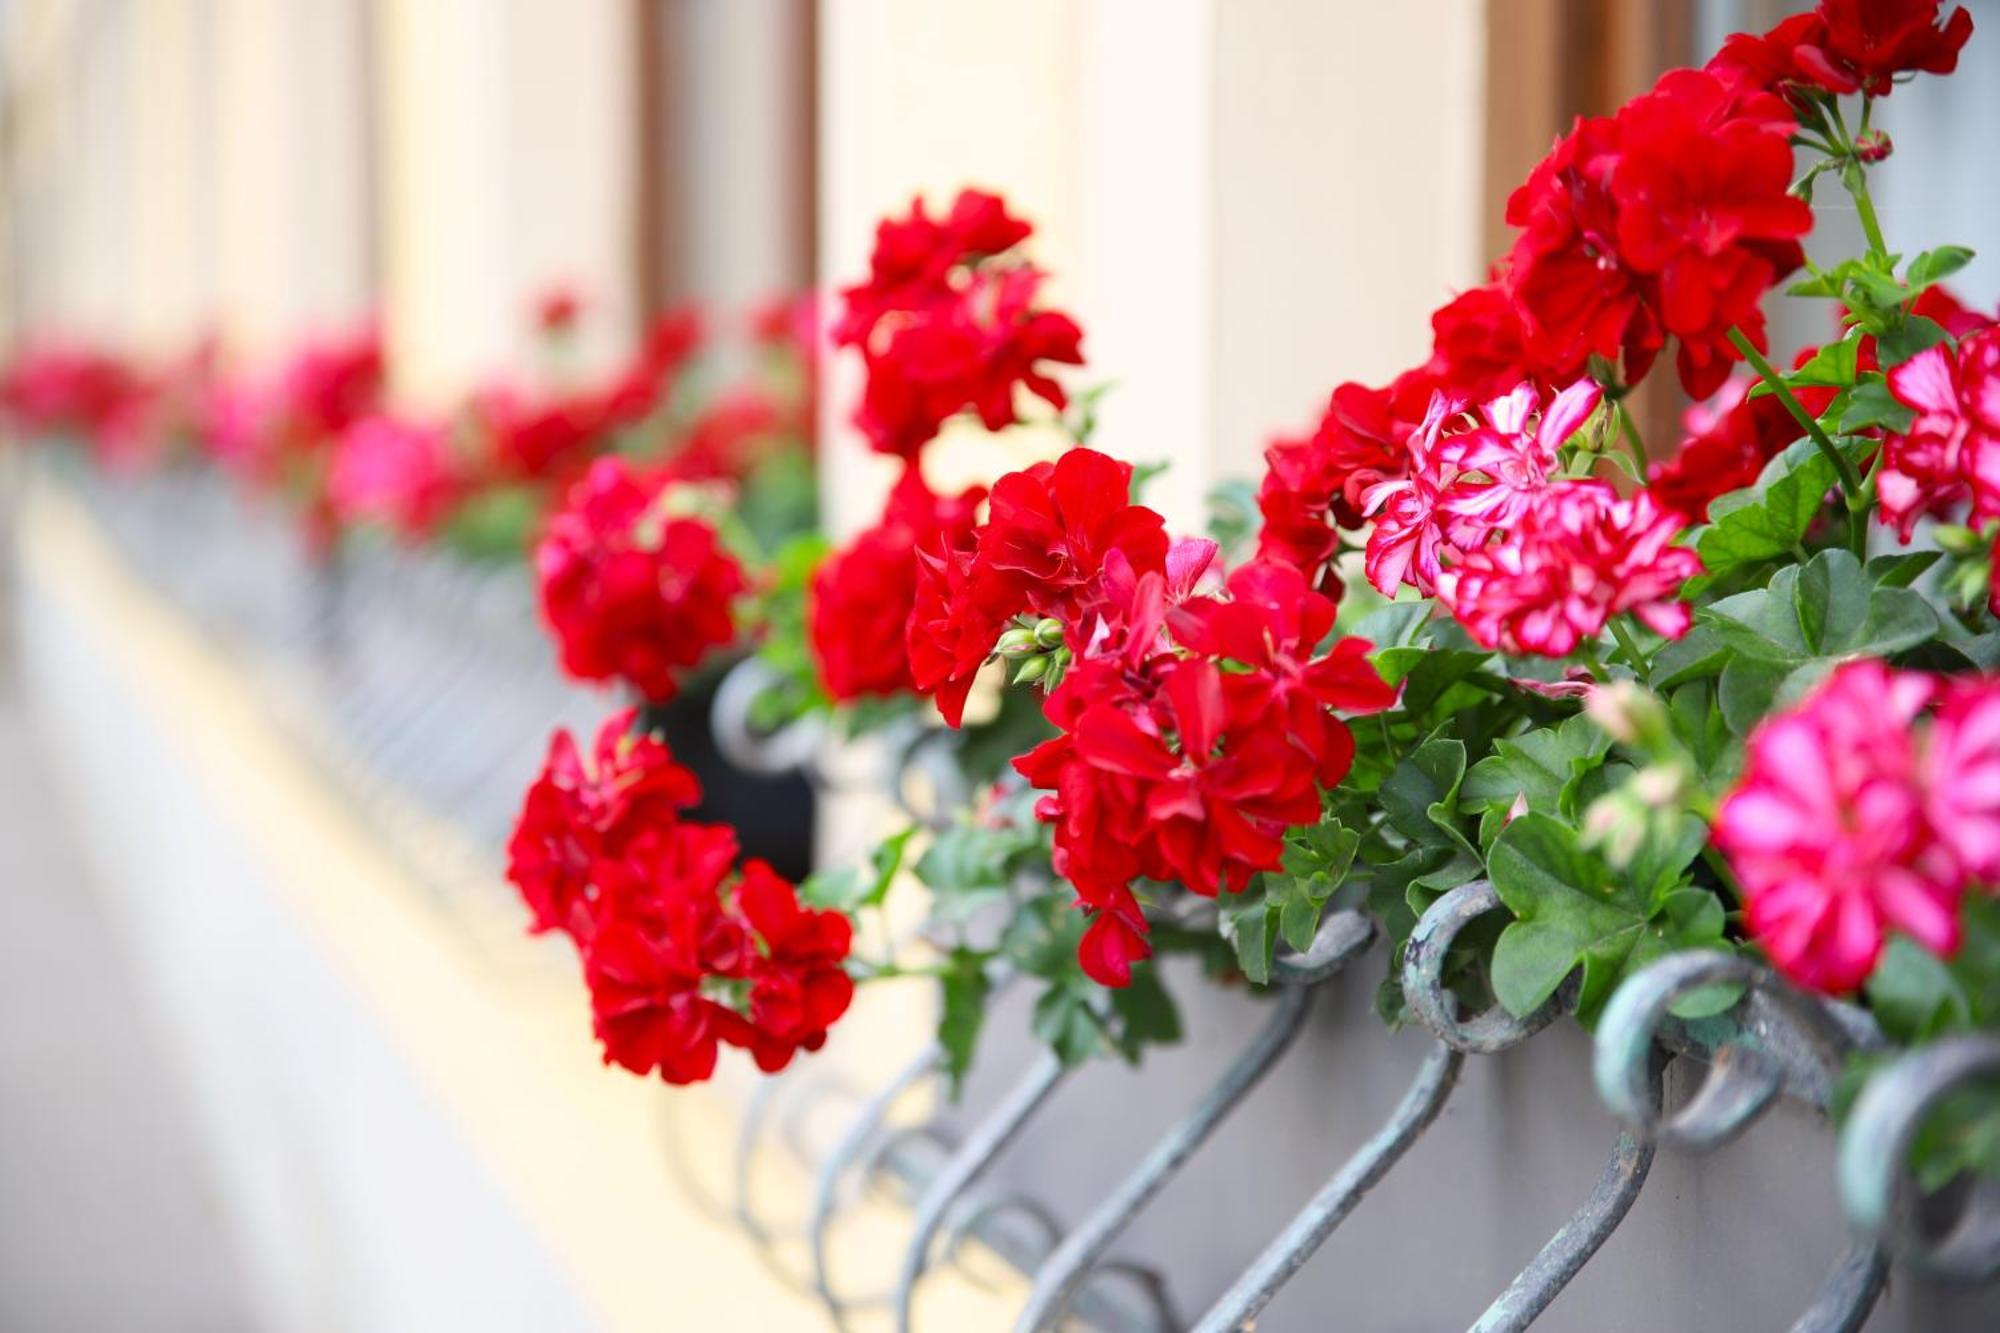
[1596,951,1896,1331]
[1400,881,1659,1331]
[710,654,825,775]
[1402,879,1570,1053]
[1840,1034,2000,1283]
[1593,950,1868,1151]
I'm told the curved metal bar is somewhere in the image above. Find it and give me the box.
[1014,984,1321,1332]
[1469,1121,1658,1331]
[808,1047,945,1325]
[1594,951,1863,1151]
[940,1193,1063,1290]
[710,654,825,775]
[893,1053,1069,1331]
[1268,909,1378,985]
[1403,881,1568,1053]
[1840,1034,2000,1282]
[1786,1240,1889,1333]
[1191,1042,1464,1333]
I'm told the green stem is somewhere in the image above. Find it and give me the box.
[1727,326,1864,502]
[1613,402,1648,475]
[1851,179,1889,262]
[1607,617,1649,678]
[1700,844,1746,906]
[1829,98,1889,259]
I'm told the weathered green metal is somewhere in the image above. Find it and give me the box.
[1839,1035,2000,1282]
[1189,1042,1463,1333]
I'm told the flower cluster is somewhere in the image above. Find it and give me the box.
[1348,380,1704,656]
[326,414,461,538]
[534,455,746,702]
[1716,661,2000,993]
[507,711,853,1082]
[1502,69,1811,399]
[833,188,1083,460]
[895,446,1396,984]
[1711,0,1972,98]
[807,191,1084,704]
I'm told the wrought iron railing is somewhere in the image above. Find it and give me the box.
[45,461,2000,1331]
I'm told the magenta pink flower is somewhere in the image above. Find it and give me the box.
[1716,662,1962,994]
[1925,676,2000,886]
[1877,326,2000,539]
[328,414,460,538]
[1441,480,1699,657]
[1364,378,1601,597]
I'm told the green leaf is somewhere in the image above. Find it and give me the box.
[1691,436,1853,584]
[1486,813,1722,1025]
[1390,649,1498,718]
[1841,378,1916,435]
[1462,715,1612,822]
[1108,967,1182,1060]
[1867,935,1972,1045]
[1787,337,1861,388]
[1379,739,1472,855]
[1794,546,1870,654]
[1867,550,1942,589]
[1354,601,1435,650]
[1876,315,1950,368]
[937,948,993,1095]
[1718,655,1789,736]
[1221,884,1276,985]
[1668,680,1736,779]
[1906,245,1974,292]
[1490,919,1584,1019]
[1031,984,1103,1067]
[860,827,918,907]
[1270,821,1362,952]
[1652,623,1734,688]
[1701,548,1939,668]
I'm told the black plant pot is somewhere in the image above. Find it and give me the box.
[641,677,816,883]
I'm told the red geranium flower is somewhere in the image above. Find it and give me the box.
[535,456,745,701]
[1171,561,1398,784]
[810,466,985,701]
[1255,370,1434,581]
[1713,1,1973,98]
[1501,70,1809,398]
[505,710,703,940]
[833,188,1033,348]
[978,447,1169,617]
[855,266,1084,460]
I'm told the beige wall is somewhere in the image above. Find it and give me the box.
[376,0,636,405]
[818,0,1486,534]
[817,0,1084,538]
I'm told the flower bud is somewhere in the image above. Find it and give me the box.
[1584,680,1668,749]
[1582,789,1650,870]
[1033,617,1065,649]
[1934,524,1984,557]
[1854,131,1893,164]
[1013,653,1051,684]
[995,627,1039,658]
